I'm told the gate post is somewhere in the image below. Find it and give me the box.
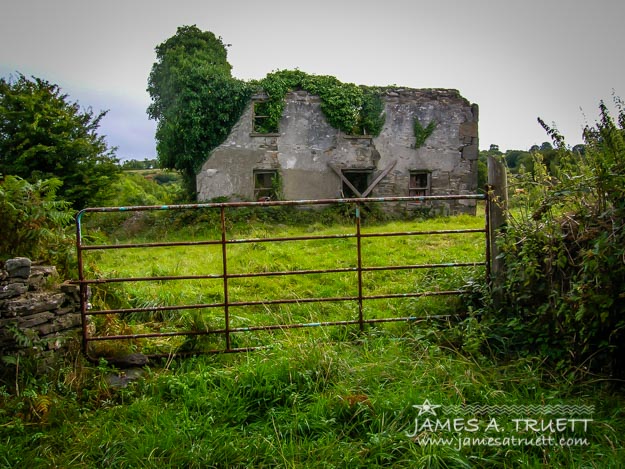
[487,155,508,286]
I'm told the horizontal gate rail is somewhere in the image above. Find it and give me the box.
[74,194,490,360]
[78,229,485,251]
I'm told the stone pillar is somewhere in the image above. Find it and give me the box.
[487,156,508,285]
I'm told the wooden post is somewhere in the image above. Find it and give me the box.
[487,155,508,285]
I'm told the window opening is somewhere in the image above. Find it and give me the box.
[254,170,278,201]
[252,101,279,134]
[342,170,371,198]
[409,171,430,198]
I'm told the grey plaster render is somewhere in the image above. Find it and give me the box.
[197,88,479,215]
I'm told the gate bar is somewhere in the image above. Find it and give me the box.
[77,261,485,286]
[75,194,488,359]
[220,206,231,351]
[76,194,487,217]
[79,228,485,252]
[85,289,465,317]
[356,205,364,331]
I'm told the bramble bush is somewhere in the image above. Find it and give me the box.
[486,98,625,377]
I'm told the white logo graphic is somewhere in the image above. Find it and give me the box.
[412,399,441,416]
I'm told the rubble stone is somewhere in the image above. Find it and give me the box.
[0,259,81,355]
[5,257,31,279]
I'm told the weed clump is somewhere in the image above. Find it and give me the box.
[483,99,625,378]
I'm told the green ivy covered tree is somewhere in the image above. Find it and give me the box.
[0,74,120,209]
[147,25,252,197]
[147,27,389,201]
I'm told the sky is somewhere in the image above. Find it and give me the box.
[1,0,623,160]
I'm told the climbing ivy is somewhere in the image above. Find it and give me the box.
[255,70,386,136]
[147,26,253,196]
[148,27,393,201]
[413,118,437,148]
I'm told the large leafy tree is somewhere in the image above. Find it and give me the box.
[0,74,119,209]
[147,25,252,198]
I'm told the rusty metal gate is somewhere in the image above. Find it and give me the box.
[74,195,490,360]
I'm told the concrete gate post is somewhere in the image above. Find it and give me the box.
[487,155,508,287]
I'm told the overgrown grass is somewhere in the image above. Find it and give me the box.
[1,330,623,467]
[2,208,623,467]
[82,208,486,356]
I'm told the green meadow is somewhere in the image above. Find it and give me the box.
[82,207,486,356]
[2,207,623,468]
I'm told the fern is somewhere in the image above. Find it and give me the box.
[0,176,75,275]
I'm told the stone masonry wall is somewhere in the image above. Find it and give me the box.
[0,257,82,355]
[197,88,479,215]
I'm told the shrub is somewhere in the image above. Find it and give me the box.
[0,74,120,209]
[105,172,182,207]
[0,176,75,276]
[486,99,625,377]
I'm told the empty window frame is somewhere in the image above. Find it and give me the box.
[252,100,279,134]
[409,171,430,198]
[254,170,278,200]
[341,170,371,198]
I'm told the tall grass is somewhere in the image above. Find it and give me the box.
[1,330,622,467]
[82,208,486,356]
[2,208,623,468]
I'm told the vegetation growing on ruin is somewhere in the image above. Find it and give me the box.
[147,26,253,196]
[147,27,387,196]
[413,118,437,148]
[255,69,386,137]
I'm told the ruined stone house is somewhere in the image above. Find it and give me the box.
[196,88,479,214]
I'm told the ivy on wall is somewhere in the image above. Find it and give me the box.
[148,27,395,197]
[254,70,386,137]
[413,118,437,148]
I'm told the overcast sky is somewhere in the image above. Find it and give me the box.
[1,0,623,160]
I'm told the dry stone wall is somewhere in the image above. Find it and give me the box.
[0,257,82,355]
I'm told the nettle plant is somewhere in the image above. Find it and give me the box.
[491,98,625,377]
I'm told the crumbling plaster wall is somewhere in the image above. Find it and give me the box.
[196,88,478,213]
[374,89,479,211]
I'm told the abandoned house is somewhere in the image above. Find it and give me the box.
[196,87,479,215]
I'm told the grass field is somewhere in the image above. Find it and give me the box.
[2,208,624,468]
[82,207,486,356]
